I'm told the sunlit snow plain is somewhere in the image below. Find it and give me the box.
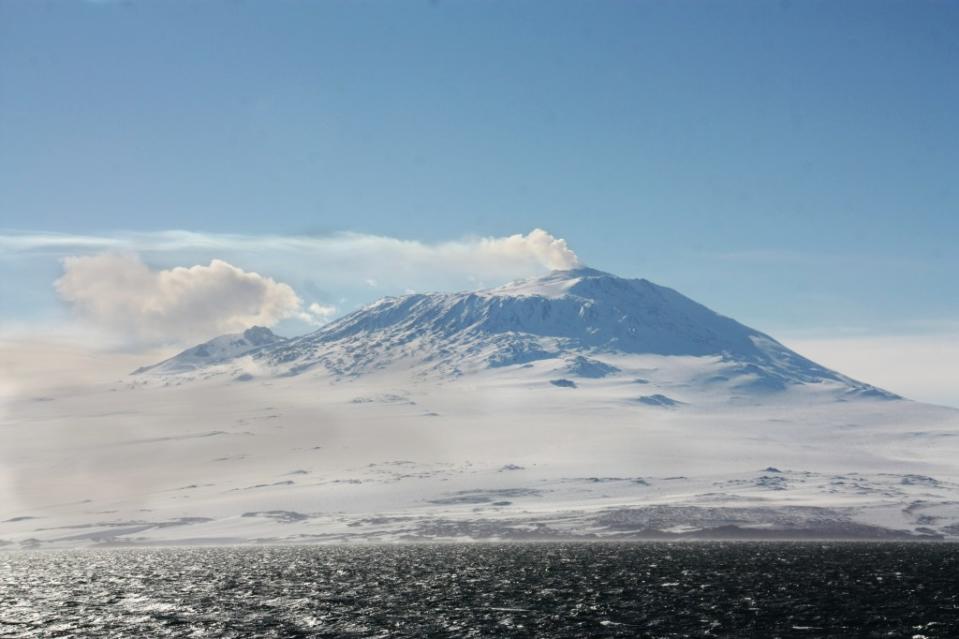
[3,351,958,548]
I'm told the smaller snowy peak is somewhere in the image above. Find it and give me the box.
[133,326,286,375]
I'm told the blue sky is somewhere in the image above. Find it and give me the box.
[1,0,957,402]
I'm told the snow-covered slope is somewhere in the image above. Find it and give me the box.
[133,326,285,375]
[141,267,895,399]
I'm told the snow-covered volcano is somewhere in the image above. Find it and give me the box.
[141,267,894,399]
[5,267,957,549]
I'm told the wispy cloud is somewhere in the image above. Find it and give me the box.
[0,228,581,272]
[0,232,127,252]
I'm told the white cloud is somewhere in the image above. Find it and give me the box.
[55,254,305,344]
[782,332,959,408]
[477,228,580,270]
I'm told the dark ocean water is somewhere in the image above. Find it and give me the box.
[1,542,957,638]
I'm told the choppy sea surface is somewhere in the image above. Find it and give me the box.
[1,542,957,638]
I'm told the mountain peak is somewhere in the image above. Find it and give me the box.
[487,266,625,299]
[551,265,612,278]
